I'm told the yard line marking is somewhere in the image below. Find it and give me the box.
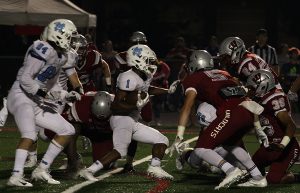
[62,137,198,193]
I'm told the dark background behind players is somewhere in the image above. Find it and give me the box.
[0,0,299,98]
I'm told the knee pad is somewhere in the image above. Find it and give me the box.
[114,147,128,157]
[56,122,75,136]
[194,148,209,158]
[21,131,38,141]
[155,135,169,146]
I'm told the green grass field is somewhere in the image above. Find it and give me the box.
[1,121,300,193]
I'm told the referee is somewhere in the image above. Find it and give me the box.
[248,28,279,75]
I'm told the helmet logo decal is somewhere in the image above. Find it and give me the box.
[132,47,143,57]
[229,40,238,50]
[54,22,65,32]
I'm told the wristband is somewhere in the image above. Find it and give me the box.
[177,125,185,140]
[105,77,112,86]
[280,136,291,147]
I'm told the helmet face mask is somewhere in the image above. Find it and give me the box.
[246,69,275,97]
[187,50,214,73]
[219,37,246,64]
[46,19,77,51]
[126,45,158,76]
[71,34,88,60]
[130,31,147,45]
[91,91,112,120]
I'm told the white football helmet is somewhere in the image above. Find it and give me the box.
[126,45,157,76]
[246,69,275,97]
[46,19,77,51]
[219,37,246,64]
[188,50,214,73]
[130,31,147,44]
[91,91,112,119]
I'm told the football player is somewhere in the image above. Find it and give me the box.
[71,34,112,92]
[23,26,84,168]
[78,44,180,181]
[244,69,300,185]
[169,50,267,189]
[218,36,281,89]
[6,19,81,187]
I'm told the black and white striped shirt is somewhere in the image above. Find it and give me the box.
[248,43,278,66]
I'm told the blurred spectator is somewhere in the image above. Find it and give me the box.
[205,35,219,57]
[149,60,171,126]
[101,40,119,92]
[277,43,290,69]
[281,47,300,92]
[165,36,191,111]
[85,28,99,51]
[248,28,279,75]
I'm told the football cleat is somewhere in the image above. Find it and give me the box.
[122,163,135,173]
[7,175,33,187]
[79,168,98,181]
[31,166,60,184]
[237,177,267,187]
[215,168,244,190]
[24,156,38,168]
[147,165,174,180]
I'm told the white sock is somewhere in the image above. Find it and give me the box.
[225,146,262,179]
[12,149,28,176]
[194,148,234,174]
[87,160,103,173]
[39,140,63,170]
[150,157,161,167]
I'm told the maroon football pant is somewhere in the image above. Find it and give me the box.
[252,137,300,184]
[195,103,254,149]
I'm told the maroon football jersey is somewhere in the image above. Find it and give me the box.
[235,52,280,86]
[114,51,131,72]
[76,50,102,91]
[258,89,291,143]
[182,69,243,108]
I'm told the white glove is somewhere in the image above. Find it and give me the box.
[168,80,181,94]
[167,135,183,157]
[0,98,8,127]
[136,91,149,110]
[46,90,69,102]
[46,90,81,103]
[255,127,269,147]
[288,90,298,102]
[65,91,82,102]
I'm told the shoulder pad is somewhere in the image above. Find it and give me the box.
[117,72,137,91]
[30,40,55,61]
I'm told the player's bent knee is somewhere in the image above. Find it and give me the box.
[21,132,38,141]
[155,135,169,146]
[267,172,284,184]
[115,148,127,157]
[57,123,75,136]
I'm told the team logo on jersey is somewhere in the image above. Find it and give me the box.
[132,47,142,57]
[54,22,65,32]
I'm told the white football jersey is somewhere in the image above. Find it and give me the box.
[117,69,152,92]
[13,40,67,95]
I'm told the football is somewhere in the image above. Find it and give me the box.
[125,90,148,105]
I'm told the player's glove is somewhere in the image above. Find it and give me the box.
[46,90,81,103]
[255,126,269,148]
[288,90,298,102]
[65,91,81,102]
[168,80,181,94]
[167,125,185,157]
[136,91,149,110]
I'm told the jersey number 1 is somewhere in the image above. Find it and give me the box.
[126,79,130,88]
